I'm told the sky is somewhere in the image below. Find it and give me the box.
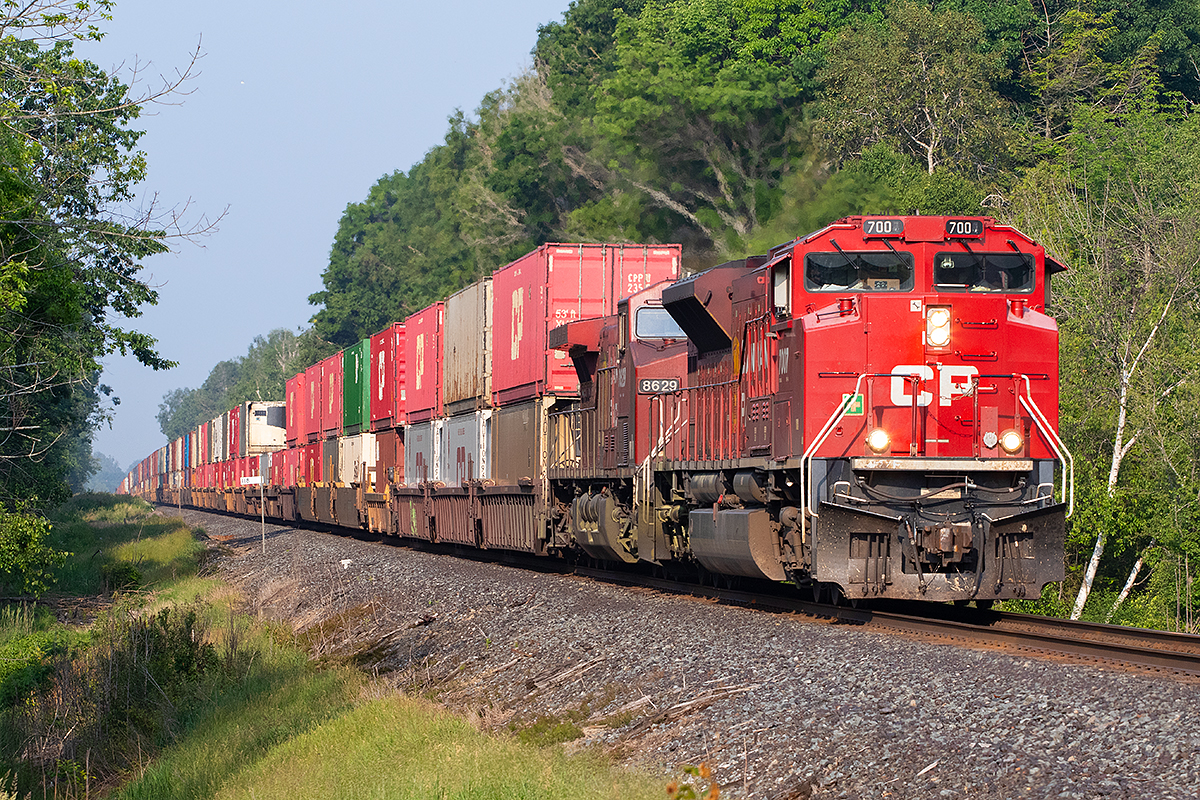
[82,0,572,474]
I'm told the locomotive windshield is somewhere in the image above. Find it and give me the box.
[804,251,915,292]
[933,252,1034,293]
[635,306,686,339]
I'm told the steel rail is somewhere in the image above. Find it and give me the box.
[573,566,1200,678]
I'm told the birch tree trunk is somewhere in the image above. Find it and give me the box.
[1104,553,1145,623]
[1070,295,1173,620]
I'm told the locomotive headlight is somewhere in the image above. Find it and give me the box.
[999,429,1023,454]
[926,306,952,347]
[867,428,891,453]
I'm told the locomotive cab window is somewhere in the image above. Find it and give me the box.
[635,306,685,340]
[933,252,1034,293]
[804,251,914,292]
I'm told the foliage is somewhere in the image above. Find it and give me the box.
[11,600,219,784]
[0,2,202,507]
[817,0,1013,177]
[0,506,67,596]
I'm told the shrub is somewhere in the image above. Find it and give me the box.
[0,507,69,597]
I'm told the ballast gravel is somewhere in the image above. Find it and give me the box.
[184,508,1200,800]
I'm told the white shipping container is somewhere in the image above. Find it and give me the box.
[338,432,377,486]
[443,279,492,411]
[210,416,225,463]
[437,410,492,485]
[403,421,441,486]
[241,401,287,455]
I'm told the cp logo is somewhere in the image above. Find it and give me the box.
[890,364,978,407]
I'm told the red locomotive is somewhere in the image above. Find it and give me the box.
[123,217,1071,606]
[548,215,1071,604]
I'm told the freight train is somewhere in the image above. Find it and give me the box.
[122,217,1073,605]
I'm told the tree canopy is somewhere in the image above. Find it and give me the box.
[1,1,199,506]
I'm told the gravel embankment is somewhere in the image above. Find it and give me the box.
[182,508,1200,800]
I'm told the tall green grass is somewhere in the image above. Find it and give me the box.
[4,495,670,800]
[206,695,663,800]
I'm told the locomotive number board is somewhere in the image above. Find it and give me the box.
[862,218,905,237]
[945,219,984,237]
[638,378,681,394]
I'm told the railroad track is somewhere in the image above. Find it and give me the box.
[573,565,1200,679]
[180,505,1200,680]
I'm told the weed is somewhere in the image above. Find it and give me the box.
[667,763,720,800]
[100,561,142,592]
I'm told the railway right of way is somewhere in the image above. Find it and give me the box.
[183,506,1200,800]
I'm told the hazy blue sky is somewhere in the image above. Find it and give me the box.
[83,0,571,473]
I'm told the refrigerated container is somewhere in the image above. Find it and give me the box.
[240,401,286,455]
[403,421,439,485]
[491,243,680,404]
[338,432,377,486]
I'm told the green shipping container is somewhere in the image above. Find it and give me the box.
[343,338,371,434]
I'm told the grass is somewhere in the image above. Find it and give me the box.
[2,494,671,800]
[201,695,663,800]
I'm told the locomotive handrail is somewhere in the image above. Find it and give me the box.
[1018,376,1075,518]
[801,371,872,524]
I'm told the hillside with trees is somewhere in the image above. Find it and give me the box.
[162,0,1200,628]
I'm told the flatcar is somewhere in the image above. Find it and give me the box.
[122,218,1072,606]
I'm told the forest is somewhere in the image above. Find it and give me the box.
[4,1,1198,625]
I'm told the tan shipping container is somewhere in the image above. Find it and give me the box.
[442,278,492,414]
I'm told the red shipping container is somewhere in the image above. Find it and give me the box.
[370,322,407,431]
[304,441,323,484]
[229,405,242,460]
[305,362,322,443]
[320,352,343,439]
[283,447,300,487]
[404,304,443,422]
[286,372,307,446]
[491,243,681,404]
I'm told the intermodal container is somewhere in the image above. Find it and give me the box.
[443,279,492,414]
[304,362,323,443]
[343,338,371,435]
[403,421,439,485]
[491,243,680,404]
[369,323,406,431]
[286,372,307,446]
[438,410,491,485]
[339,432,376,486]
[405,304,443,422]
[492,399,544,483]
[375,427,403,491]
[229,405,242,458]
[214,412,229,462]
[321,438,339,484]
[241,401,287,455]
[320,352,343,440]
